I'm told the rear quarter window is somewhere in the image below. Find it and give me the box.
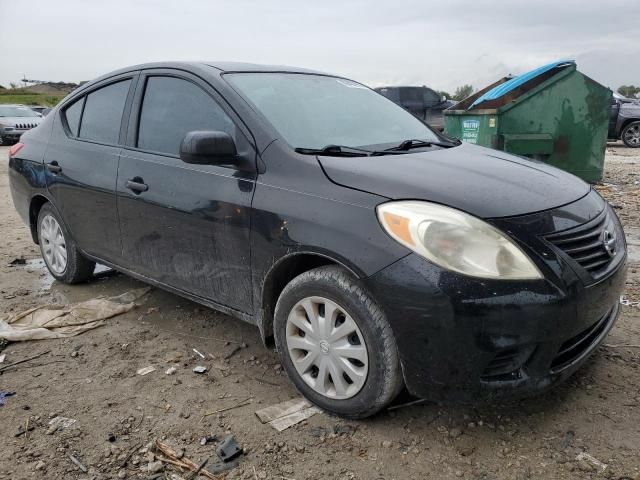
[79,79,131,144]
[63,98,84,136]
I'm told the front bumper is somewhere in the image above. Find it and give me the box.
[363,192,627,402]
[1,129,26,141]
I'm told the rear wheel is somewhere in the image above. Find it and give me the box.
[37,203,95,284]
[274,266,403,418]
[622,121,640,148]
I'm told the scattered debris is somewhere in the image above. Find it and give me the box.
[193,366,208,374]
[201,397,253,420]
[255,398,312,423]
[147,460,164,473]
[137,366,156,376]
[0,390,16,406]
[120,443,142,468]
[0,288,150,341]
[192,348,205,359]
[620,295,640,308]
[387,399,427,411]
[165,366,177,375]
[46,416,77,434]
[576,452,608,472]
[0,350,50,374]
[8,258,26,266]
[224,345,242,360]
[200,435,217,446]
[155,440,223,480]
[255,397,321,431]
[67,453,87,473]
[216,435,243,462]
[14,423,34,437]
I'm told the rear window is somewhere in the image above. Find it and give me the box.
[64,98,84,136]
[79,80,131,144]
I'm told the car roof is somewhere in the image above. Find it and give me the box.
[93,61,326,78]
[69,61,332,99]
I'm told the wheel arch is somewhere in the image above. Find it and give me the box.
[28,194,51,244]
[621,118,640,133]
[257,252,362,345]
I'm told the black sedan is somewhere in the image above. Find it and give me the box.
[8,62,627,418]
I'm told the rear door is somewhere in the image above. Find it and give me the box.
[44,74,137,262]
[116,70,256,312]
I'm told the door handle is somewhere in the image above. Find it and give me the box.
[46,161,62,174]
[125,177,148,193]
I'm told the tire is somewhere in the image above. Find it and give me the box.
[274,266,403,418]
[37,203,95,284]
[621,121,640,148]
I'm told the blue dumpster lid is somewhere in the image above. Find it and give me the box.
[468,59,575,109]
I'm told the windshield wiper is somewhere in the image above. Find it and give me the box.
[384,138,459,151]
[295,144,375,157]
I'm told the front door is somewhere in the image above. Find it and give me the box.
[116,71,256,313]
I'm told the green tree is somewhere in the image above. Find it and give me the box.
[617,85,640,99]
[452,84,474,101]
[437,90,452,101]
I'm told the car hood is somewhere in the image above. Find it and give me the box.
[0,116,42,127]
[620,102,640,114]
[318,142,590,218]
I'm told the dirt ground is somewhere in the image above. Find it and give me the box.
[0,144,638,480]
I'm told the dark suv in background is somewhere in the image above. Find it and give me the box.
[609,93,640,147]
[374,85,454,131]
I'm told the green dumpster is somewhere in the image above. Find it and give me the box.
[444,60,612,182]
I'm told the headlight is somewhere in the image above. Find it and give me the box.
[377,201,542,280]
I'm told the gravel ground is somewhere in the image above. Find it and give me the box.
[0,144,638,480]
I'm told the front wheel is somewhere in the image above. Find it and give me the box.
[622,121,640,148]
[37,203,96,284]
[274,266,403,418]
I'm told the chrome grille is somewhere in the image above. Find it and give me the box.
[545,208,619,278]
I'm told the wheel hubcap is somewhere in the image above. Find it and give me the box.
[285,296,368,400]
[624,125,640,146]
[40,214,67,274]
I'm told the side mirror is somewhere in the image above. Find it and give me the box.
[180,131,237,165]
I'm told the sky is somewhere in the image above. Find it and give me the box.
[1,0,638,93]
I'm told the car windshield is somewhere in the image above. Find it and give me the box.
[225,73,440,150]
[0,106,40,117]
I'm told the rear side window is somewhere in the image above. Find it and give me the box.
[64,98,84,136]
[79,79,131,144]
[137,76,236,156]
